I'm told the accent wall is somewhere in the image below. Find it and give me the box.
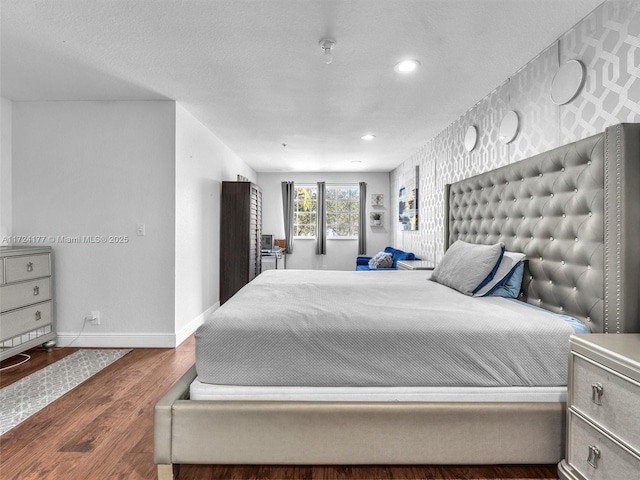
[391,0,640,262]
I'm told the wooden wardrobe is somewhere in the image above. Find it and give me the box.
[220,181,262,304]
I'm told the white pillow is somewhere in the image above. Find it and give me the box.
[430,240,504,295]
[473,251,526,296]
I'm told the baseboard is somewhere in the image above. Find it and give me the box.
[175,302,219,346]
[55,302,220,348]
[55,332,178,348]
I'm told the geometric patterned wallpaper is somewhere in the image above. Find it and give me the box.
[560,0,640,140]
[391,0,640,262]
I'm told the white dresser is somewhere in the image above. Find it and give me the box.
[558,334,640,480]
[0,246,56,361]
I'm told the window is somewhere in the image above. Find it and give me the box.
[293,185,317,237]
[326,185,359,238]
[293,185,360,238]
[293,184,360,238]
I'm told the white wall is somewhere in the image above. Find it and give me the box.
[0,98,12,242]
[257,172,391,271]
[12,101,177,347]
[174,104,256,343]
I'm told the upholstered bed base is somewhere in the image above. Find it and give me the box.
[155,366,565,479]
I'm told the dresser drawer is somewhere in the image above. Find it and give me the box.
[0,278,52,313]
[568,412,640,480]
[572,354,640,453]
[0,301,52,340]
[5,253,51,282]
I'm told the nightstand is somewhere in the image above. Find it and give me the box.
[397,260,434,270]
[558,334,640,480]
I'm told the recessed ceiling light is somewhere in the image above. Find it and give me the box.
[394,59,420,73]
[361,134,376,140]
[351,160,362,164]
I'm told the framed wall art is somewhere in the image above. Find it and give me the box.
[371,193,384,207]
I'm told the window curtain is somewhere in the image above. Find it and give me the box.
[358,182,367,255]
[316,181,327,255]
[281,181,295,254]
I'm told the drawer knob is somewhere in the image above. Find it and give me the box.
[35,310,42,321]
[33,285,40,296]
[27,262,34,272]
[591,382,604,405]
[587,445,601,469]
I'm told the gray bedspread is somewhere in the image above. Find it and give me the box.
[196,269,576,387]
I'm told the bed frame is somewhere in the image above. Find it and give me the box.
[154,123,640,479]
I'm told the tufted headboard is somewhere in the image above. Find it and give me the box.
[445,123,640,334]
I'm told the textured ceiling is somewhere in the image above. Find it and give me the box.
[0,0,603,173]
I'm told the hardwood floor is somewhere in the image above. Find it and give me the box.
[0,338,559,480]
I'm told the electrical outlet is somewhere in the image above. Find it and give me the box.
[136,223,146,236]
[85,311,101,325]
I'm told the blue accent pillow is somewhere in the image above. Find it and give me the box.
[474,251,526,298]
[485,262,524,298]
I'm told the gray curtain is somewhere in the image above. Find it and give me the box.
[281,181,295,254]
[316,181,327,255]
[358,182,367,255]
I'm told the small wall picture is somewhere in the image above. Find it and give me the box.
[370,211,384,226]
[371,193,384,207]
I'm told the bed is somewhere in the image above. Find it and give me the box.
[154,123,640,479]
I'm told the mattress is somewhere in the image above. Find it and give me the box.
[196,269,578,387]
[189,379,567,403]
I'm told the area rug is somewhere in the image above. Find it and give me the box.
[0,349,130,435]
